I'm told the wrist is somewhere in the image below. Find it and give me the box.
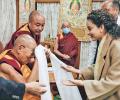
[76,69,81,74]
[62,54,65,58]
[25,83,28,93]
[25,83,31,93]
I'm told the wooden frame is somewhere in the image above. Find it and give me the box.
[92,0,104,10]
[92,0,104,2]
[35,0,60,10]
[16,0,19,29]
[35,0,60,3]
[16,0,35,28]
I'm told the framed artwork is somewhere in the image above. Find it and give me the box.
[59,0,92,41]
[18,0,35,27]
[35,0,60,3]
[35,0,60,40]
[92,0,104,10]
[92,0,104,2]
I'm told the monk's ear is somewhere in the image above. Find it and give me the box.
[28,23,31,27]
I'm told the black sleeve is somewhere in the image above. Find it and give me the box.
[0,77,25,100]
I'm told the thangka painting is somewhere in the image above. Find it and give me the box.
[19,0,35,27]
[59,0,92,41]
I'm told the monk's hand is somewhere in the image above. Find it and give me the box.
[63,54,71,61]
[61,65,80,74]
[62,79,83,86]
[29,57,35,64]
[45,48,51,58]
[25,82,47,96]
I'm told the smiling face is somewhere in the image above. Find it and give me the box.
[29,15,45,36]
[87,19,106,41]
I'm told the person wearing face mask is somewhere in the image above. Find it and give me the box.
[54,21,78,67]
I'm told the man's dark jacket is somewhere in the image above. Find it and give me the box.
[0,77,25,100]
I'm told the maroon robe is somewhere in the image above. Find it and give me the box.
[0,50,22,74]
[5,23,40,49]
[0,50,40,100]
[57,32,78,66]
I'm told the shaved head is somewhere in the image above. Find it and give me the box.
[61,21,71,28]
[29,10,45,22]
[13,34,37,64]
[14,34,37,48]
[28,10,45,35]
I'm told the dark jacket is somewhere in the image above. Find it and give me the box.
[0,77,25,100]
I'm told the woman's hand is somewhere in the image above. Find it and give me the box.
[61,66,80,74]
[62,79,83,86]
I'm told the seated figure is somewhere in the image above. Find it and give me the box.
[0,34,40,100]
[54,21,78,67]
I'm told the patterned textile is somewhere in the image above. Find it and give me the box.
[59,0,92,41]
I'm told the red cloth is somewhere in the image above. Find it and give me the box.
[0,50,22,74]
[57,32,78,66]
[5,24,40,49]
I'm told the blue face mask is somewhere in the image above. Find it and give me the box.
[62,28,70,34]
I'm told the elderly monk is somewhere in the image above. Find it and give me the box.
[5,10,45,49]
[0,34,41,100]
[54,21,78,67]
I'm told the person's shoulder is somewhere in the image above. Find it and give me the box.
[70,32,76,36]
[69,32,78,40]
[13,30,31,38]
[112,38,120,45]
[57,33,63,40]
[110,38,120,54]
[13,23,30,37]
